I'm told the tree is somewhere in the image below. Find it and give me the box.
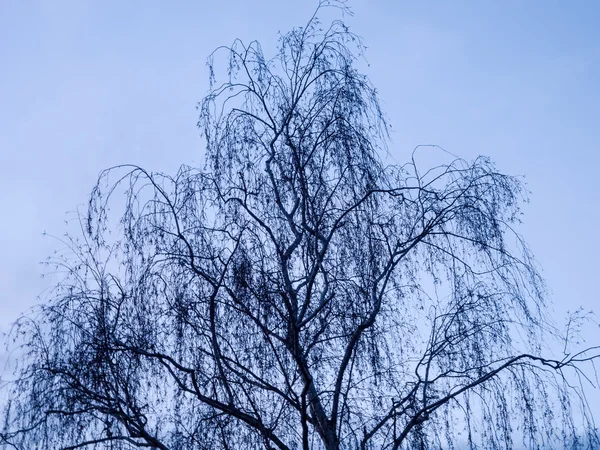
[2,3,599,449]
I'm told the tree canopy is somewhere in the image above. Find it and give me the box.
[2,3,598,449]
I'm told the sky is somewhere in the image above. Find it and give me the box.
[0,0,599,427]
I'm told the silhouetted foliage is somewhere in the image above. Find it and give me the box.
[2,3,599,449]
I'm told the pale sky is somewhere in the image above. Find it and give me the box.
[1,0,599,421]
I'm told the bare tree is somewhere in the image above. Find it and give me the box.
[2,3,599,449]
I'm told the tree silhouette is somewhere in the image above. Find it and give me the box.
[2,3,599,449]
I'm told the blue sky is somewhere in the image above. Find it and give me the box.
[1,0,599,421]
